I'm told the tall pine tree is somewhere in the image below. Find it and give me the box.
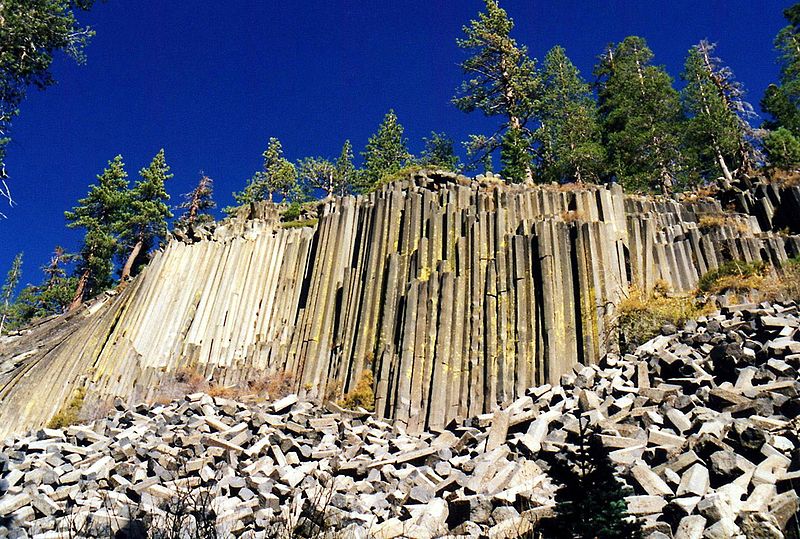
[453,0,540,182]
[357,110,410,192]
[763,4,800,135]
[117,149,173,281]
[176,174,216,229]
[682,41,759,185]
[536,46,605,184]
[65,155,129,310]
[596,36,685,194]
[419,132,461,172]
[0,253,23,335]
[231,138,297,208]
[0,0,97,205]
[335,140,356,195]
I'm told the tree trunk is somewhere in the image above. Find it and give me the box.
[120,240,144,282]
[715,147,734,188]
[0,301,9,335]
[68,269,90,312]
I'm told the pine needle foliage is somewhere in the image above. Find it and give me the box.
[540,420,643,539]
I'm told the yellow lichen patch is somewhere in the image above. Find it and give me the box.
[47,386,87,429]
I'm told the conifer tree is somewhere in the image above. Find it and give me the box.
[357,110,411,191]
[536,46,605,184]
[117,149,173,281]
[176,174,216,229]
[540,420,644,539]
[596,36,685,194]
[7,247,76,329]
[298,157,342,198]
[763,4,800,135]
[335,140,356,195]
[0,253,23,335]
[231,138,297,209]
[453,0,540,182]
[682,41,760,185]
[65,155,129,310]
[764,127,800,169]
[419,132,461,172]
[0,0,96,204]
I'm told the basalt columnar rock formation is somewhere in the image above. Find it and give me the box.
[1,171,799,436]
[1,302,798,538]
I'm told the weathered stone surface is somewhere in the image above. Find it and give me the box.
[1,301,798,537]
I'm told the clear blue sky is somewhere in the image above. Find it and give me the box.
[0,0,791,287]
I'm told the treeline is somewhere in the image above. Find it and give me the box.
[450,1,800,193]
[0,151,216,332]
[3,0,800,331]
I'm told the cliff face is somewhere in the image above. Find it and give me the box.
[1,172,798,436]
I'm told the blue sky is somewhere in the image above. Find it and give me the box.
[0,0,791,287]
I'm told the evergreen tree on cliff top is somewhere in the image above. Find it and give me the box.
[596,36,685,194]
[419,132,461,172]
[0,0,96,207]
[453,0,540,182]
[117,149,173,281]
[763,3,800,135]
[335,139,356,195]
[65,155,129,310]
[231,138,297,209]
[0,253,22,335]
[536,45,605,184]
[681,40,760,185]
[176,174,216,229]
[357,110,411,192]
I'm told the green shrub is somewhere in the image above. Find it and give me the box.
[697,260,767,295]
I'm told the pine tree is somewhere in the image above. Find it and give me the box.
[763,4,800,135]
[0,253,23,335]
[117,149,173,281]
[764,127,800,169]
[4,247,77,330]
[596,36,685,194]
[335,140,356,195]
[453,0,540,182]
[681,41,760,185]
[536,46,605,184]
[419,132,461,172]
[65,155,129,310]
[540,420,644,539]
[0,0,96,204]
[298,157,341,198]
[176,174,216,229]
[231,138,297,209]
[357,110,411,191]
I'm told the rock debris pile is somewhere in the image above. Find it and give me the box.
[1,302,799,539]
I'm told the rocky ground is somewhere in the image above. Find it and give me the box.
[1,302,799,539]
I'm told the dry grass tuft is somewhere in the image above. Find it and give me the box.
[560,209,585,223]
[338,370,375,412]
[248,370,295,400]
[48,386,87,429]
[697,213,750,234]
[616,285,711,353]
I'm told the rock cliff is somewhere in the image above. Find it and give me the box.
[1,171,798,436]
